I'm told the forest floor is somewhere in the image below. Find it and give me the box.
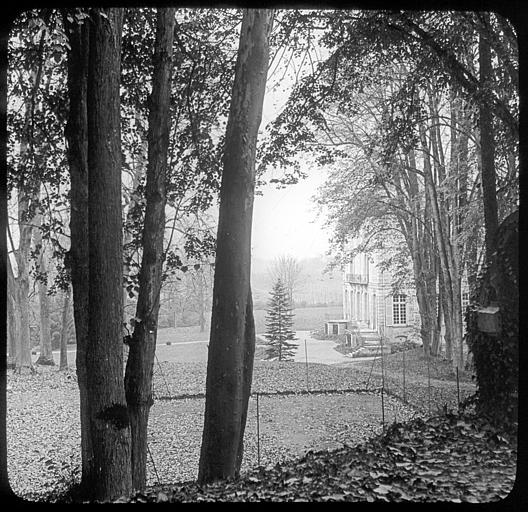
[7,337,519,504]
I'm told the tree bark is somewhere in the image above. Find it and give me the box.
[124,7,175,492]
[1,16,14,493]
[33,214,54,366]
[479,13,499,264]
[197,269,207,333]
[405,149,439,358]
[123,121,147,321]
[14,190,37,372]
[63,9,93,494]
[420,120,463,369]
[85,8,131,500]
[59,288,71,370]
[6,257,19,362]
[198,9,273,485]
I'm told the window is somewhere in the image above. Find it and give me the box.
[393,294,407,325]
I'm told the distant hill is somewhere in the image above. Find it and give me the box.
[251,254,342,309]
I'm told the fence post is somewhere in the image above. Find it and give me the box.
[147,442,161,485]
[456,366,460,412]
[380,335,386,431]
[256,392,261,467]
[304,338,309,392]
[426,351,432,416]
[402,348,406,404]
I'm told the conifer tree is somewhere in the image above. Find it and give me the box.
[264,279,297,361]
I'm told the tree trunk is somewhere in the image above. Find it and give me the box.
[0,22,14,493]
[438,269,451,360]
[198,270,207,333]
[479,14,499,264]
[36,252,54,365]
[124,7,175,492]
[420,120,463,370]
[430,255,442,357]
[59,288,71,370]
[405,149,438,358]
[123,123,147,322]
[6,257,19,362]
[85,8,131,501]
[198,9,273,485]
[63,10,93,494]
[33,214,54,366]
[14,191,36,372]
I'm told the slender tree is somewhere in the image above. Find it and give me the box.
[124,7,175,492]
[33,212,54,366]
[198,8,273,484]
[1,11,14,498]
[264,279,297,361]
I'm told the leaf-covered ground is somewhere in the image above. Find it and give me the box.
[7,357,515,504]
[7,361,417,501]
[127,413,516,503]
[352,348,474,384]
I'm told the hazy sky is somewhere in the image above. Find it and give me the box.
[251,168,330,261]
[251,45,332,262]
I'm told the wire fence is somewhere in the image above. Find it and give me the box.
[145,339,476,481]
[151,339,475,416]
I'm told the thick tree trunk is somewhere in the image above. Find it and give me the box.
[479,15,499,264]
[124,7,175,492]
[63,10,93,493]
[198,9,273,485]
[85,8,131,501]
[59,288,71,370]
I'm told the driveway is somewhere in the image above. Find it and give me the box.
[44,330,372,367]
[293,330,354,365]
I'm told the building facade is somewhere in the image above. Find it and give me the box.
[325,247,419,354]
[341,251,419,343]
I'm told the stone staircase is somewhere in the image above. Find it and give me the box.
[346,323,391,358]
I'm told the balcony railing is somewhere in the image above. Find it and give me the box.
[345,273,368,285]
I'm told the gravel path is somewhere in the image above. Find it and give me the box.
[294,331,355,365]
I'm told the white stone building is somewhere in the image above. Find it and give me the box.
[325,249,420,356]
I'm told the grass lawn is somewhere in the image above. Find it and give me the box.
[156,306,343,345]
[254,305,343,333]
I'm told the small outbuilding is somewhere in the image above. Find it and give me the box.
[325,320,349,336]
